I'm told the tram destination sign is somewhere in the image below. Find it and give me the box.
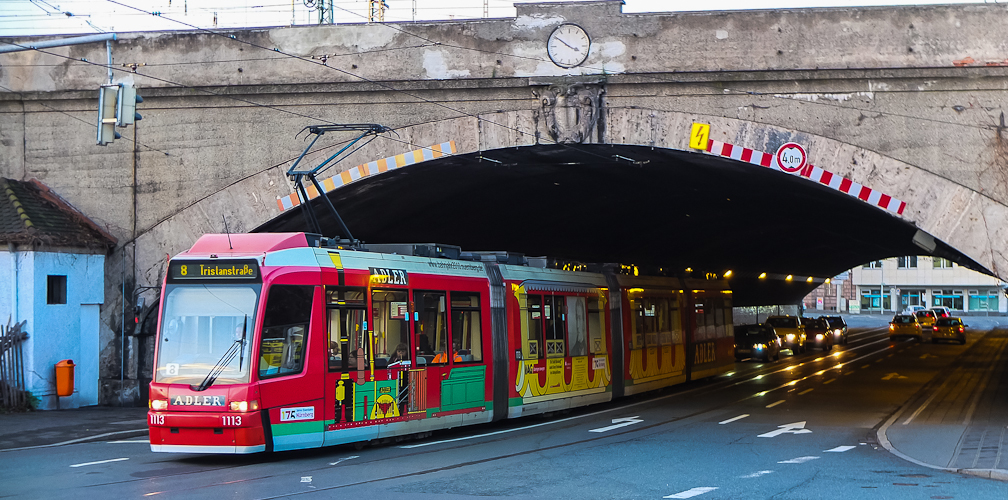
[169,259,260,282]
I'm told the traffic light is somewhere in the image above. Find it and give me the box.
[116,83,142,126]
[96,84,120,145]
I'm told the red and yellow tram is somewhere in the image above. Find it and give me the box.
[148,232,734,453]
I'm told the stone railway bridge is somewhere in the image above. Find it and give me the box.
[3,1,1008,402]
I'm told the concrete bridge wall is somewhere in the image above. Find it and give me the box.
[2,1,1007,403]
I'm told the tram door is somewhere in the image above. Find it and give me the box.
[413,290,449,415]
[322,286,367,435]
[256,283,325,450]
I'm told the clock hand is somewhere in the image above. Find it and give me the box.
[556,37,580,52]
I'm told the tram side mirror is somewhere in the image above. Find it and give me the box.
[136,296,146,311]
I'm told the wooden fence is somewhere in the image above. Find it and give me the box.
[0,319,29,408]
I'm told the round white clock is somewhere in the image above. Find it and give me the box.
[547,23,591,68]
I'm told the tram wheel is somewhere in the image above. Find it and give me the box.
[353,440,366,451]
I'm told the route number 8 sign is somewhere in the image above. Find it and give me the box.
[775,142,807,173]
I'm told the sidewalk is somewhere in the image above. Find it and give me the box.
[0,406,149,452]
[878,329,1008,481]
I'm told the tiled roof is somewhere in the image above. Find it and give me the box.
[0,178,117,253]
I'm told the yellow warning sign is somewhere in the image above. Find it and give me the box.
[689,123,710,150]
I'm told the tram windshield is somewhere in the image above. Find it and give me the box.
[155,284,260,385]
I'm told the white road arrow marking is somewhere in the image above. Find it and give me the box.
[920,353,937,359]
[719,414,749,424]
[740,470,774,478]
[758,421,812,438]
[882,372,908,380]
[778,456,819,464]
[300,476,312,483]
[824,445,856,453]
[664,487,718,498]
[589,416,643,433]
[329,456,359,466]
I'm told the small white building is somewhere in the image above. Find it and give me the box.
[849,256,1006,314]
[0,178,116,409]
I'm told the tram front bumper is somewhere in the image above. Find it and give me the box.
[148,410,265,454]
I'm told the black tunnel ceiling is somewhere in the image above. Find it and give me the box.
[254,144,987,306]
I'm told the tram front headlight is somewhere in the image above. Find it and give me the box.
[230,400,259,412]
[150,399,168,411]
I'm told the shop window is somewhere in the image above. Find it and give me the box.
[415,291,447,365]
[372,289,409,368]
[259,285,313,378]
[47,275,66,305]
[451,292,482,363]
[326,287,366,371]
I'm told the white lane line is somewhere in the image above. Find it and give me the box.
[766,400,785,408]
[108,440,149,444]
[824,445,856,453]
[798,388,814,395]
[740,470,774,478]
[69,457,129,468]
[777,456,819,464]
[719,414,749,425]
[664,487,718,498]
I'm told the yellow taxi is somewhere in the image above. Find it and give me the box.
[765,315,806,354]
[889,314,922,341]
[931,317,967,345]
[913,309,936,329]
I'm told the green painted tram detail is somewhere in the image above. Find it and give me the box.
[440,365,486,412]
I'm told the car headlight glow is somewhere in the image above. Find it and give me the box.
[786,333,795,339]
[816,334,824,339]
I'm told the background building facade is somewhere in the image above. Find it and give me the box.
[804,256,1007,315]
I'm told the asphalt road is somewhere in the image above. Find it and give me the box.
[3,315,1007,499]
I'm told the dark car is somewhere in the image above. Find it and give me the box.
[734,324,782,362]
[802,317,833,351]
[819,315,848,345]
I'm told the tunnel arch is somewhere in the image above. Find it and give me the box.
[133,108,1004,304]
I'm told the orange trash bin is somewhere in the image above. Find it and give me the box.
[55,359,75,397]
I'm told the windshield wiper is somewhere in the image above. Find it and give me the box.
[192,315,248,392]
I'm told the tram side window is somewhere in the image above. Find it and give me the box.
[451,292,483,363]
[695,298,722,341]
[587,296,605,354]
[372,289,410,368]
[326,287,366,371]
[721,296,734,338]
[670,296,683,344]
[544,295,567,358]
[566,296,588,357]
[415,291,447,365]
[259,285,314,378]
[526,294,543,360]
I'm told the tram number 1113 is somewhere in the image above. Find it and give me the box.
[222,415,242,426]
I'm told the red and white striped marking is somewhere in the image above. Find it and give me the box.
[704,139,906,216]
[276,141,456,212]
